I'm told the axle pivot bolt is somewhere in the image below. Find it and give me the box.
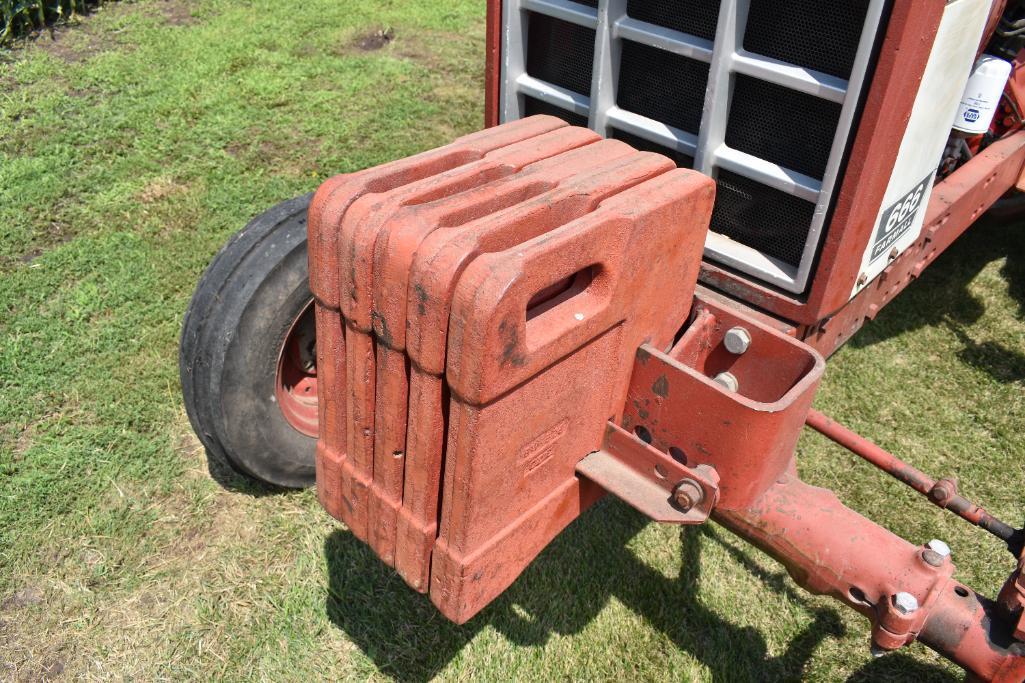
[894,592,919,615]
[926,539,951,558]
[712,371,739,393]
[673,479,704,513]
[723,327,751,354]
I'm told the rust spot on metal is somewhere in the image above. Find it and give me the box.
[414,283,429,316]
[498,319,525,367]
[652,374,669,398]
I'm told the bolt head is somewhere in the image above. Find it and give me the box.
[673,480,703,513]
[712,371,739,393]
[674,490,694,512]
[723,327,752,355]
[894,592,919,615]
[926,539,951,558]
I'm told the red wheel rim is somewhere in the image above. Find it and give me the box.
[276,301,319,437]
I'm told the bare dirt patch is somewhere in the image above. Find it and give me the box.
[394,25,484,73]
[36,24,105,64]
[14,0,197,64]
[1,587,43,611]
[351,27,394,52]
[15,220,73,266]
[156,0,196,27]
[139,176,188,204]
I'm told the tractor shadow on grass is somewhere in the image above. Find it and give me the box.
[849,215,1025,385]
[324,498,955,681]
[202,448,295,497]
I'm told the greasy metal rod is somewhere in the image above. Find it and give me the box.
[805,408,1023,555]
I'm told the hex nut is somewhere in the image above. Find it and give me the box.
[894,592,919,615]
[723,327,752,355]
[926,539,951,558]
[713,371,739,393]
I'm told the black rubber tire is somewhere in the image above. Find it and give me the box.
[180,193,316,488]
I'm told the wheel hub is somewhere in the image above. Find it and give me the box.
[276,301,319,437]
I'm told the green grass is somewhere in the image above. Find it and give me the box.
[1,1,1023,680]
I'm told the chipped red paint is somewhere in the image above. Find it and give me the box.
[700,1,948,323]
[717,476,1025,679]
[800,130,1025,356]
[484,0,502,129]
[310,119,713,622]
[309,52,1025,671]
[308,116,572,540]
[431,168,713,622]
[394,139,675,590]
[619,297,824,510]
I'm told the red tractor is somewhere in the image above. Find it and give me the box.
[180,1,1025,678]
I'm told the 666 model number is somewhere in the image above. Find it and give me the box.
[870,173,934,263]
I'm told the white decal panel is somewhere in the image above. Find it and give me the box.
[850,0,990,299]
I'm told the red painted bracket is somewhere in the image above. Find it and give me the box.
[576,423,719,524]
[622,296,825,511]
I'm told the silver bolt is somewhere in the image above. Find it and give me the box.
[894,592,919,615]
[870,643,887,658]
[723,327,752,355]
[713,371,739,393]
[926,539,951,558]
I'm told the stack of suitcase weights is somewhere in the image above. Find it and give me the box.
[308,116,714,623]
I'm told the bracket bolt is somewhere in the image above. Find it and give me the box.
[713,371,739,393]
[894,592,919,615]
[926,539,951,556]
[673,479,704,513]
[723,327,752,354]
[922,539,950,567]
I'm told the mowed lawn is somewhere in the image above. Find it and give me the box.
[1,1,1023,680]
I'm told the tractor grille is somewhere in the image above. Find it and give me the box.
[617,41,709,135]
[525,12,596,96]
[610,128,695,169]
[499,0,886,293]
[524,95,590,127]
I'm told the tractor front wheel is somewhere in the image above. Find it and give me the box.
[179,193,318,488]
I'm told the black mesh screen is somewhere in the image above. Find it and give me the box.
[625,0,721,41]
[710,170,815,267]
[523,97,590,128]
[617,40,709,134]
[725,75,842,180]
[610,128,694,169]
[526,12,596,96]
[744,0,870,80]
[574,0,599,7]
